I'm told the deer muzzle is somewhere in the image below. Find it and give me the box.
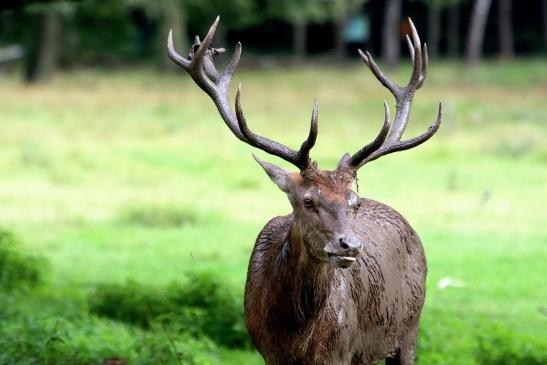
[325,233,362,268]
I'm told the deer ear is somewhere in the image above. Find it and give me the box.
[253,154,290,192]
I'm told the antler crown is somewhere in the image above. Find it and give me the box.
[167,17,442,172]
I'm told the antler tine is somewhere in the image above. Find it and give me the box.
[235,85,317,169]
[405,33,428,90]
[347,18,442,169]
[298,99,319,164]
[167,29,190,68]
[407,18,423,89]
[169,17,319,170]
[193,16,219,68]
[219,41,242,92]
[405,34,415,62]
[364,103,442,163]
[417,43,428,89]
[358,49,399,96]
[348,101,390,168]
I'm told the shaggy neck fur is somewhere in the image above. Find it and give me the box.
[274,219,335,325]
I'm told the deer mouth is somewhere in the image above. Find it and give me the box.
[328,254,357,268]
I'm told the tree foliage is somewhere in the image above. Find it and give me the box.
[185,0,258,32]
[420,0,463,9]
[266,0,366,24]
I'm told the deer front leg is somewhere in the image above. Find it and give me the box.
[385,325,419,365]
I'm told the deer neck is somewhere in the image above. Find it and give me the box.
[275,219,335,324]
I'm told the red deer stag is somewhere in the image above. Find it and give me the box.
[168,17,442,365]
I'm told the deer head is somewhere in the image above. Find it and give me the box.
[167,17,442,269]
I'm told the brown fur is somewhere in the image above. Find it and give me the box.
[244,167,426,365]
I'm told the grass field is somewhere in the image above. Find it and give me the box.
[0,59,546,364]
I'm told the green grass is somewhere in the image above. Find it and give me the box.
[0,58,546,364]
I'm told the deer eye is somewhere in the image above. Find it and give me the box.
[303,197,314,209]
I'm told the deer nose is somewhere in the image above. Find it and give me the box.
[337,234,362,253]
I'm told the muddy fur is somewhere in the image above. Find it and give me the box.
[244,198,426,365]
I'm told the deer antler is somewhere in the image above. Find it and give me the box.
[347,18,443,169]
[167,16,318,170]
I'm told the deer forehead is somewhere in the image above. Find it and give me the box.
[287,170,354,201]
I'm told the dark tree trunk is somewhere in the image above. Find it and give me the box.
[158,0,187,71]
[333,0,347,59]
[25,9,61,83]
[334,17,347,59]
[292,19,307,59]
[465,0,493,68]
[543,0,547,48]
[447,4,460,58]
[498,0,514,59]
[428,4,441,58]
[382,0,401,69]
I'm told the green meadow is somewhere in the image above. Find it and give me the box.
[0,59,545,364]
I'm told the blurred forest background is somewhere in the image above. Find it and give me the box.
[1,0,546,81]
[0,0,546,364]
